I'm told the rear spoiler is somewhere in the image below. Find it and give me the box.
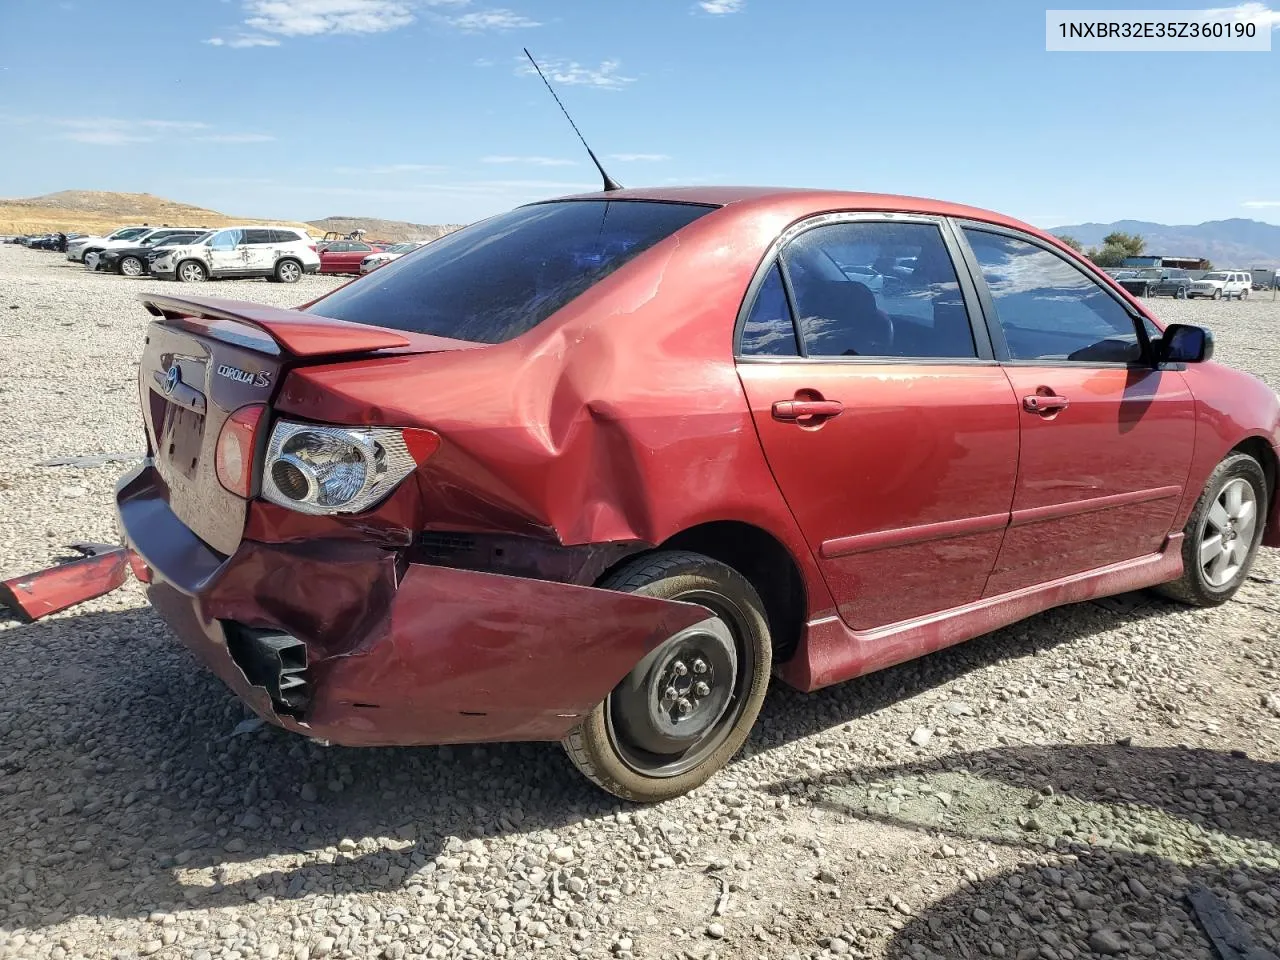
[140,294,415,357]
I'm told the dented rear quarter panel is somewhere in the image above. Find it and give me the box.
[269,199,842,620]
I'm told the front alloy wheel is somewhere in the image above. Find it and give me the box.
[562,551,771,802]
[119,255,144,277]
[178,260,207,283]
[1156,452,1267,606]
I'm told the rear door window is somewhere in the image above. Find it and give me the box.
[779,220,977,359]
[310,200,715,343]
[243,229,274,244]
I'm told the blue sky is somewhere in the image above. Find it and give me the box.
[1,0,1278,228]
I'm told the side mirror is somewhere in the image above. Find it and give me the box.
[1158,323,1214,364]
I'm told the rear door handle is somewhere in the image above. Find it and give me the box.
[1023,394,1070,415]
[772,399,844,422]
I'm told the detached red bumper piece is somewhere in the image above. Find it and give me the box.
[117,464,713,746]
[0,543,131,622]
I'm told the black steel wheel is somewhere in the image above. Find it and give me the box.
[562,550,771,802]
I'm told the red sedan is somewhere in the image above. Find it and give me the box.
[317,239,386,274]
[116,187,1280,802]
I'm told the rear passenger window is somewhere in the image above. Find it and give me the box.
[243,229,273,244]
[739,263,798,356]
[780,220,976,358]
[963,229,1142,364]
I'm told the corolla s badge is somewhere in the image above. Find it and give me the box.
[163,364,181,395]
[216,363,272,388]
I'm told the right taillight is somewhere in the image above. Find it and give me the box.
[260,419,440,515]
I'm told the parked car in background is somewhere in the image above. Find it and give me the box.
[358,240,429,274]
[86,227,209,269]
[1189,271,1252,300]
[115,187,1280,802]
[1115,267,1191,298]
[92,230,212,276]
[67,226,153,262]
[319,239,386,275]
[150,226,319,283]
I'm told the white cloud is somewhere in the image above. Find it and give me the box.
[204,34,282,47]
[64,129,155,145]
[19,116,272,147]
[334,163,448,174]
[482,155,576,166]
[516,56,636,89]
[243,0,417,36]
[194,132,277,142]
[609,153,670,162]
[1203,2,1280,28]
[1243,200,1280,208]
[449,8,540,30]
[53,117,209,145]
[696,0,744,13]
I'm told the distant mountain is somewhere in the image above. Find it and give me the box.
[0,190,314,237]
[1048,218,1280,268]
[307,216,463,244]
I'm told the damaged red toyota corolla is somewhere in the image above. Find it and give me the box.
[115,187,1280,802]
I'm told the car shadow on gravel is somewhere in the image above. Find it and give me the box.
[0,589,1189,933]
[766,744,1280,958]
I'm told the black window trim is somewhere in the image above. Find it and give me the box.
[950,219,1159,370]
[733,211,996,365]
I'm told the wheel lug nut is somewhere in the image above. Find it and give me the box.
[663,686,678,701]
[672,661,688,677]
[692,659,708,674]
[693,681,710,697]
[676,698,693,717]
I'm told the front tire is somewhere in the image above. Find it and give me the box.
[562,551,772,802]
[1212,288,1223,300]
[177,260,208,283]
[1155,453,1267,607]
[119,255,144,277]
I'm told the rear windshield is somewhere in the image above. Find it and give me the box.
[309,199,715,343]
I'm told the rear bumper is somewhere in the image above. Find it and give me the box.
[116,462,709,746]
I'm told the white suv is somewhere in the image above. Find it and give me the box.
[1188,270,1252,300]
[150,226,320,283]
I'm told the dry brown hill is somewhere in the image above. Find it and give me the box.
[0,190,317,238]
[306,216,464,244]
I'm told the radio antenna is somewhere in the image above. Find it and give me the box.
[522,47,622,193]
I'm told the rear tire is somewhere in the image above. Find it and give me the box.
[177,260,207,283]
[1240,289,1249,300]
[1176,286,1186,300]
[1155,453,1267,607]
[274,258,303,283]
[562,550,771,803]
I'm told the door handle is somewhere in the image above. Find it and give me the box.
[772,399,844,422]
[1022,393,1070,415]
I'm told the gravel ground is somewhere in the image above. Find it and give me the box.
[0,244,1277,960]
